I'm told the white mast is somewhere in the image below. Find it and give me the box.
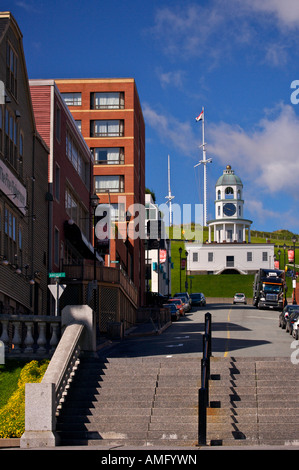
[165,154,175,226]
[194,107,212,226]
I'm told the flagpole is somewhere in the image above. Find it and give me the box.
[194,107,212,227]
[165,154,175,227]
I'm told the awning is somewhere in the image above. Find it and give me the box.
[64,220,103,262]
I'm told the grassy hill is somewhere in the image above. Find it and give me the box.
[169,227,297,298]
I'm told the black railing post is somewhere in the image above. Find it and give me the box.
[198,312,212,446]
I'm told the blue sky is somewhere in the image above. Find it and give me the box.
[4,0,299,233]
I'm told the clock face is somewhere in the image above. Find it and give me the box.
[223,203,236,216]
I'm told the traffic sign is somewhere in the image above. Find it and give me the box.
[49,272,66,278]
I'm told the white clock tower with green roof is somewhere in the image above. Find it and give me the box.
[207,165,252,243]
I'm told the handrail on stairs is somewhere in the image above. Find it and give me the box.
[198,312,212,446]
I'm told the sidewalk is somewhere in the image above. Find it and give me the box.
[96,318,172,351]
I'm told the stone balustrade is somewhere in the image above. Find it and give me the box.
[0,314,61,357]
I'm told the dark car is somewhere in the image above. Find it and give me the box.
[163,303,180,321]
[190,292,206,307]
[279,304,299,329]
[286,311,299,334]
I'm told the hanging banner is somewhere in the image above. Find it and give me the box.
[274,260,280,269]
[159,249,167,263]
[288,250,295,263]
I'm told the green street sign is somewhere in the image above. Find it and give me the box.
[49,272,66,278]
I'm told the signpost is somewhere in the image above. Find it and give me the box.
[48,273,66,316]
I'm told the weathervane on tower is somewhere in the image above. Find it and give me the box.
[194,107,212,227]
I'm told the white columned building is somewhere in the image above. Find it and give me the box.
[208,165,252,244]
[186,165,275,275]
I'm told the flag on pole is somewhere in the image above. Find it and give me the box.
[195,110,204,121]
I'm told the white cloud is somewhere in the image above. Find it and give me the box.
[156,69,186,89]
[240,0,299,29]
[143,103,197,156]
[208,103,299,196]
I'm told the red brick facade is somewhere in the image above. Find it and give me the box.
[55,79,145,305]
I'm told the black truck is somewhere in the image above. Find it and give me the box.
[253,268,287,310]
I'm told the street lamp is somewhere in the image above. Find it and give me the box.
[292,236,297,304]
[179,247,182,291]
[90,193,100,281]
[185,250,188,290]
[126,210,132,277]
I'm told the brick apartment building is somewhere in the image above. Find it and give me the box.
[55,78,145,305]
[0,12,49,314]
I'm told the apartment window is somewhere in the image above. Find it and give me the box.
[75,120,81,132]
[56,105,61,142]
[4,108,17,169]
[247,252,253,262]
[61,92,82,106]
[90,120,124,137]
[66,130,89,184]
[262,252,268,262]
[55,164,60,201]
[95,175,124,193]
[6,42,18,98]
[92,147,124,165]
[4,208,17,262]
[91,92,124,109]
[110,203,125,221]
[208,252,213,262]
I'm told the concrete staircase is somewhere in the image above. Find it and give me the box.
[56,355,299,447]
[207,357,299,446]
[56,356,201,447]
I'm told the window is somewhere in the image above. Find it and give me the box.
[75,120,81,132]
[225,187,234,199]
[217,190,221,200]
[226,256,234,267]
[91,92,124,109]
[61,92,82,106]
[65,188,89,237]
[110,203,125,221]
[55,164,60,201]
[95,175,124,193]
[6,42,18,98]
[262,252,268,262]
[208,252,213,262]
[90,120,124,137]
[56,105,61,142]
[193,252,198,262]
[92,147,124,165]
[66,130,89,184]
[4,108,17,168]
[247,252,252,262]
[4,208,17,262]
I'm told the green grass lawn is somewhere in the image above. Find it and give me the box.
[169,229,296,298]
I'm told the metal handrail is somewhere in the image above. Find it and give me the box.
[198,312,212,446]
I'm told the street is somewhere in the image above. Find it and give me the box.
[99,303,296,360]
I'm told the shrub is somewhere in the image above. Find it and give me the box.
[0,360,49,438]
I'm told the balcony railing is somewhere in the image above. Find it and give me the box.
[0,314,61,357]
[62,263,138,307]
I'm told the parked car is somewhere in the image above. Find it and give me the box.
[163,303,180,321]
[286,311,299,334]
[233,293,247,304]
[167,298,186,316]
[174,292,191,311]
[279,304,299,329]
[292,315,299,339]
[190,292,206,307]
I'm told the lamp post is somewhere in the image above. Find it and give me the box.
[126,210,132,277]
[90,193,100,281]
[292,236,297,304]
[185,250,188,290]
[179,247,182,291]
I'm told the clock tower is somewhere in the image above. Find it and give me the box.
[208,165,252,243]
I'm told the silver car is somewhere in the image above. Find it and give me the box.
[233,293,247,304]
